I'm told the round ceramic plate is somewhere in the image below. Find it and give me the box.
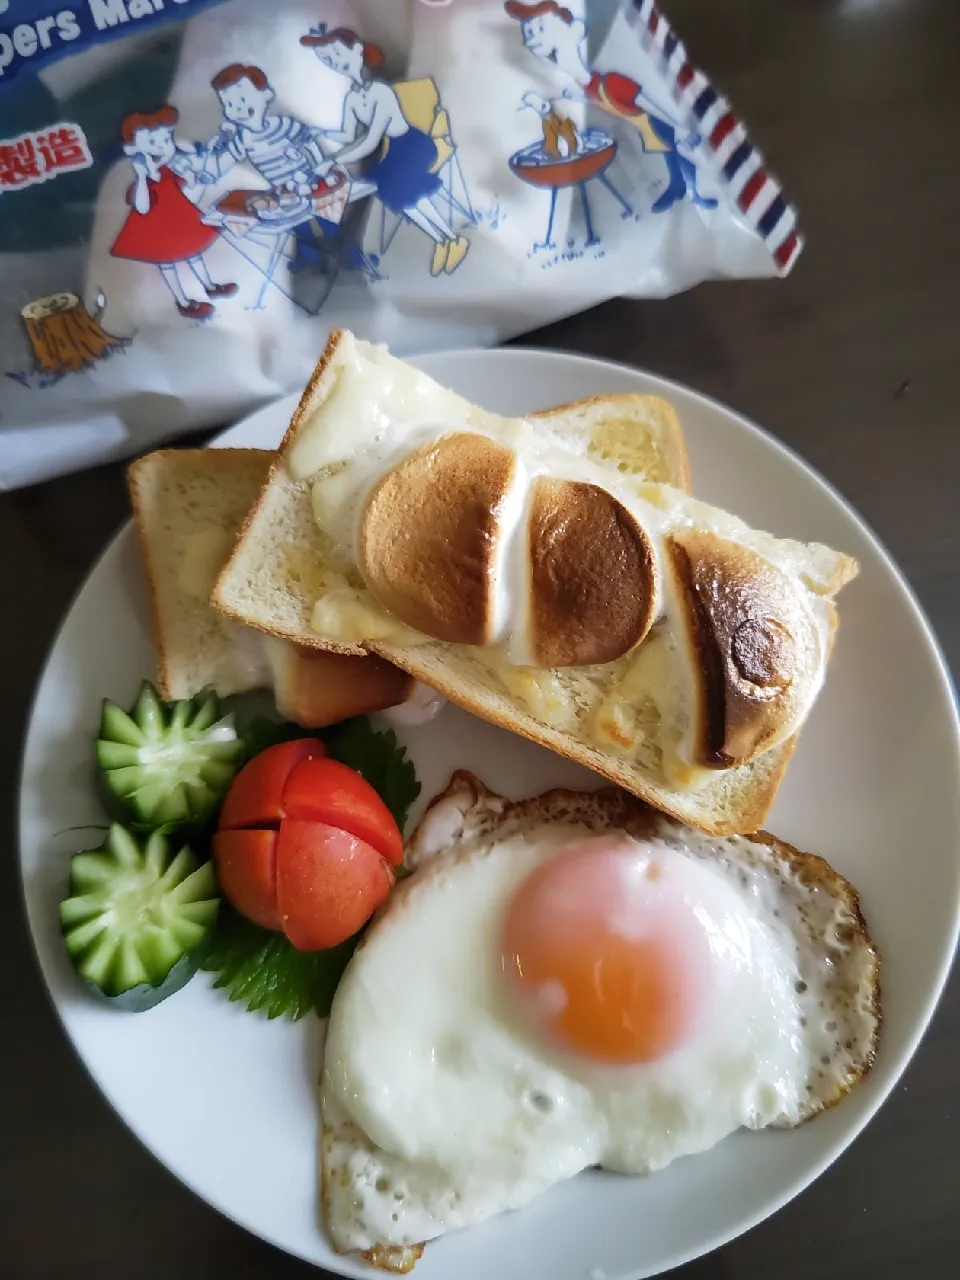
[19,349,960,1279]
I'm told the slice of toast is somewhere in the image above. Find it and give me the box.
[213,332,856,834]
[319,772,880,1268]
[212,344,691,660]
[128,448,412,724]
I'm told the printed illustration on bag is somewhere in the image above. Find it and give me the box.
[0,116,130,386]
[95,26,476,322]
[515,90,632,252]
[10,290,128,387]
[505,1,717,256]
[110,106,238,322]
[194,61,366,313]
[303,26,473,279]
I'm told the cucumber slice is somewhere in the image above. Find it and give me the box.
[97,682,243,833]
[60,824,220,1011]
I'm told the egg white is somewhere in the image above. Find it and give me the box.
[321,821,856,1254]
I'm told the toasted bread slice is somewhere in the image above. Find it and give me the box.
[213,332,856,834]
[319,771,880,1267]
[212,339,692,659]
[128,448,412,724]
[536,388,689,490]
[129,448,274,700]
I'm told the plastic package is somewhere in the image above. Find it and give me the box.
[0,0,801,489]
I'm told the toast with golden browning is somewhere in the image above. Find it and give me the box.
[213,332,857,833]
[128,447,413,725]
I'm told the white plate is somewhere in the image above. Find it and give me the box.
[19,349,960,1280]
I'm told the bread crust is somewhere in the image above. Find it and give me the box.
[279,328,348,459]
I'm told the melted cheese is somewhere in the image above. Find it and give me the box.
[311,587,427,646]
[483,657,578,731]
[288,337,476,481]
[592,631,712,790]
[594,636,674,755]
[178,528,235,601]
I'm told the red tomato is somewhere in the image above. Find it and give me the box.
[281,756,404,867]
[276,820,394,950]
[218,738,324,831]
[212,829,281,931]
[213,739,404,951]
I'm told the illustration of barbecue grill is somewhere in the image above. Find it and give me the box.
[508,127,633,250]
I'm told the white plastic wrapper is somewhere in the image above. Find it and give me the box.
[0,0,801,489]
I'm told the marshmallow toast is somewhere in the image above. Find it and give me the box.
[128,448,413,725]
[214,332,857,834]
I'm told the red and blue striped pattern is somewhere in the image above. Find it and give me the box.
[627,0,802,273]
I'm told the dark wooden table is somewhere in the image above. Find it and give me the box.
[3,1,958,1277]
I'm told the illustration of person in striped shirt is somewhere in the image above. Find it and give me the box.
[205,64,325,195]
[202,63,371,278]
[504,1,716,213]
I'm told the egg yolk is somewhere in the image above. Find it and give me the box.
[502,840,710,1065]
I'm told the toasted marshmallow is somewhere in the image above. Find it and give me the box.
[356,435,659,670]
[526,476,658,667]
[358,433,520,646]
[665,530,829,768]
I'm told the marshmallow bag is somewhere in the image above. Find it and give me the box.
[0,0,801,488]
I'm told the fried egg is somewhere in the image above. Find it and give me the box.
[320,775,879,1264]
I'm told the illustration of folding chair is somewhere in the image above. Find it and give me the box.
[376,78,477,256]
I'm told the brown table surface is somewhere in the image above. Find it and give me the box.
[3,1,959,1277]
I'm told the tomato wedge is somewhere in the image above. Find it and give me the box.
[213,829,281,931]
[281,756,404,867]
[213,739,404,951]
[218,738,324,831]
[276,820,394,950]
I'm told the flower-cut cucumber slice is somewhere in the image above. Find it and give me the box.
[60,824,220,1011]
[97,682,243,832]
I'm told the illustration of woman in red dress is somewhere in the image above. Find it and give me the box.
[110,106,237,321]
